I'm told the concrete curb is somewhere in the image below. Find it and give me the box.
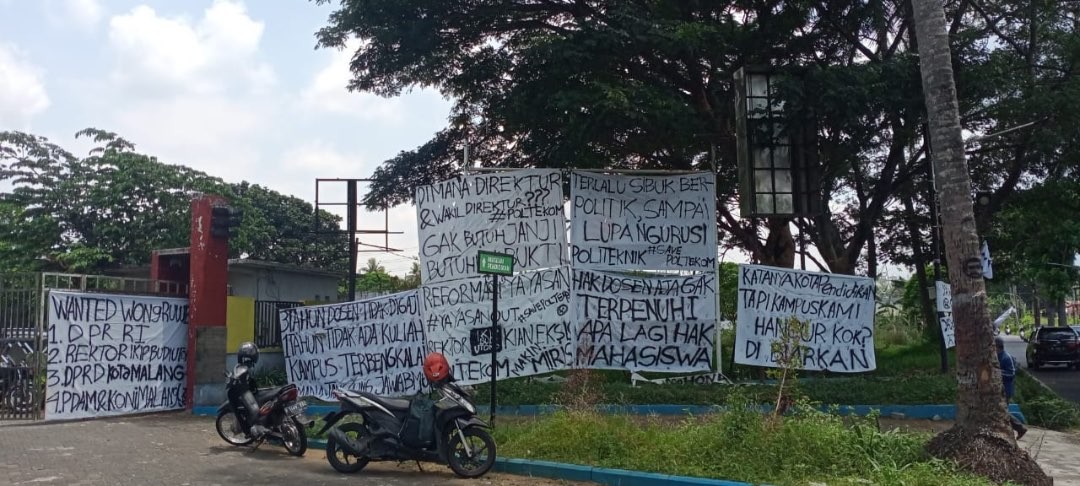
[494,458,766,486]
[301,440,762,485]
[191,403,1026,424]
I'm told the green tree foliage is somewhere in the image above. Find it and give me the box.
[312,0,1080,275]
[993,181,1080,311]
[340,258,422,298]
[0,129,348,274]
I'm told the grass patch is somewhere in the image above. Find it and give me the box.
[1015,371,1080,430]
[471,373,959,408]
[492,405,993,486]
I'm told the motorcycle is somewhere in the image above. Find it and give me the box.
[214,363,311,456]
[0,337,37,414]
[317,378,496,478]
[0,359,35,414]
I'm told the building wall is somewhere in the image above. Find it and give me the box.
[225,295,286,376]
[227,268,339,303]
[225,296,256,354]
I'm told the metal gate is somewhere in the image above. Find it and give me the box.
[0,272,187,420]
[0,273,43,420]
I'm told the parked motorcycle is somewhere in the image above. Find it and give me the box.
[214,342,310,456]
[0,358,35,414]
[0,336,37,414]
[317,353,496,478]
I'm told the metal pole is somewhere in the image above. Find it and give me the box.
[347,180,358,302]
[925,123,948,374]
[799,218,807,271]
[490,274,498,426]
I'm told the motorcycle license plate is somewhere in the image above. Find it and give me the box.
[286,401,307,416]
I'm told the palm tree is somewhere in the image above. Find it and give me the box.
[909,0,1048,482]
[362,258,384,274]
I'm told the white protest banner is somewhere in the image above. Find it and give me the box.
[734,264,877,372]
[573,269,716,372]
[630,372,731,387]
[570,171,717,271]
[420,266,574,385]
[416,169,568,285]
[45,291,188,421]
[279,291,426,401]
[935,281,956,349]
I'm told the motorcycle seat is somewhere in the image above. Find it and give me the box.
[255,386,283,404]
[357,391,411,411]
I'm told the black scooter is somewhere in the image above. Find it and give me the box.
[318,378,496,478]
[215,364,311,456]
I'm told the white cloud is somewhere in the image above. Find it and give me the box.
[96,0,277,182]
[65,0,103,31]
[41,0,104,32]
[107,0,274,95]
[0,43,50,127]
[280,140,368,174]
[110,94,274,181]
[300,39,405,122]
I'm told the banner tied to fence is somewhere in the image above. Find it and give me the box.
[734,264,877,372]
[45,291,188,421]
[415,169,568,285]
[278,291,427,400]
[935,281,956,349]
[570,171,718,271]
[421,266,575,385]
[573,269,716,372]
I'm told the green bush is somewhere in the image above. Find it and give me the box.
[251,367,288,388]
[474,373,960,407]
[1016,371,1080,429]
[493,403,992,486]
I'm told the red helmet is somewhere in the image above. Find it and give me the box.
[423,352,451,384]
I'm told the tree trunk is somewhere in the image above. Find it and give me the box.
[761,218,796,268]
[909,0,1049,482]
[866,230,878,279]
[1057,298,1068,327]
[1034,294,1042,328]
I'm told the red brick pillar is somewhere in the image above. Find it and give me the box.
[187,195,230,409]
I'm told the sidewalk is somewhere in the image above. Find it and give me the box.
[1022,426,1080,485]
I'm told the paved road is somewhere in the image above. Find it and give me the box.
[0,413,582,486]
[1002,335,1080,404]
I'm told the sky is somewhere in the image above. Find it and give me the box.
[0,0,940,281]
[0,0,451,276]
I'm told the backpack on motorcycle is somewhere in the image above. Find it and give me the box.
[402,396,435,448]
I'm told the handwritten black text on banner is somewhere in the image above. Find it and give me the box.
[278,291,426,401]
[416,169,568,284]
[935,281,956,349]
[421,267,574,385]
[570,172,717,271]
[734,265,877,372]
[574,270,716,372]
[45,291,188,420]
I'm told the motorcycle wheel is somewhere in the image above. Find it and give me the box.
[8,380,33,414]
[215,410,254,446]
[326,422,370,473]
[280,416,308,457]
[446,426,496,478]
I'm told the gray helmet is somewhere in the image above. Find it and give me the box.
[237,341,259,366]
[994,336,1005,348]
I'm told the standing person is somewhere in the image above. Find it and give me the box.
[996,336,1028,440]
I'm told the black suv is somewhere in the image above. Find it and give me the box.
[1026,326,1080,370]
